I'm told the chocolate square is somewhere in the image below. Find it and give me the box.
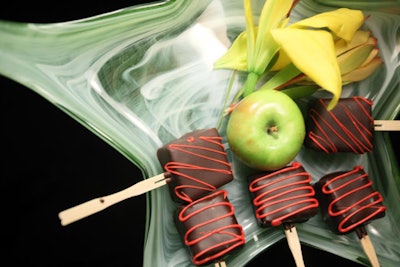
[304,97,374,153]
[174,190,245,266]
[157,128,233,203]
[314,166,386,234]
[248,162,318,227]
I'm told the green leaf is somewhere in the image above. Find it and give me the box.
[280,85,319,99]
[259,63,302,91]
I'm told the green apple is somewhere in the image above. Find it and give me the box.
[226,89,305,171]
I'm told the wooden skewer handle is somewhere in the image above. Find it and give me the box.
[284,224,305,267]
[374,120,400,131]
[360,234,380,267]
[356,226,380,267]
[214,261,227,267]
[58,173,167,226]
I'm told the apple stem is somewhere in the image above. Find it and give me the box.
[267,125,279,138]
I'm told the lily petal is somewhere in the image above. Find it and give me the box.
[335,30,371,55]
[290,8,364,42]
[270,49,291,71]
[213,31,248,71]
[338,43,374,74]
[244,0,256,68]
[360,47,379,67]
[272,27,342,110]
[251,0,294,73]
[342,57,382,83]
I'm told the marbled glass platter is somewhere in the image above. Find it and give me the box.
[0,0,399,266]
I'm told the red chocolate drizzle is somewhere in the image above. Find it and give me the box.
[157,128,233,203]
[176,190,245,266]
[305,97,374,153]
[316,166,386,234]
[248,162,319,227]
[164,135,231,202]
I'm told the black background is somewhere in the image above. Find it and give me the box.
[1,1,398,266]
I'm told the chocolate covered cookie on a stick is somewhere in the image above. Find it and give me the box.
[247,162,319,267]
[314,166,386,267]
[59,128,234,226]
[174,190,245,267]
[304,96,400,154]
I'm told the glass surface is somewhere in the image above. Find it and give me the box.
[0,0,399,266]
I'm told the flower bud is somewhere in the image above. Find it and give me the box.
[298,30,381,85]
[335,30,382,83]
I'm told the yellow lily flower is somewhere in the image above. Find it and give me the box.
[267,8,366,110]
[271,28,342,110]
[271,8,365,72]
[214,0,367,110]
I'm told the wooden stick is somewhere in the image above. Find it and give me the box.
[284,224,305,267]
[58,173,167,226]
[360,234,380,267]
[214,261,227,267]
[374,120,400,131]
[356,226,380,267]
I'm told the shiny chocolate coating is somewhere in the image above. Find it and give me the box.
[248,162,319,227]
[314,166,386,234]
[157,128,233,203]
[174,190,245,266]
[304,97,374,153]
